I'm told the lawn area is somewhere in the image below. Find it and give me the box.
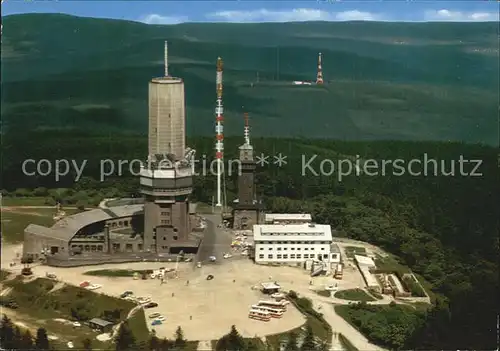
[84,269,148,277]
[344,246,367,259]
[1,196,48,206]
[315,290,332,298]
[1,207,82,243]
[339,333,359,351]
[334,289,375,302]
[127,308,150,342]
[265,291,332,350]
[0,269,11,281]
[373,254,410,274]
[5,277,135,321]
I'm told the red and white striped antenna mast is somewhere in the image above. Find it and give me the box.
[316,52,324,85]
[243,112,251,146]
[215,57,224,208]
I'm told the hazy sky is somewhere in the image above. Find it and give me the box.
[3,0,499,24]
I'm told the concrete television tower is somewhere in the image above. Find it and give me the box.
[139,41,198,254]
[316,52,324,85]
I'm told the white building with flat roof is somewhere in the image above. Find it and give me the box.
[264,213,312,224]
[253,223,335,264]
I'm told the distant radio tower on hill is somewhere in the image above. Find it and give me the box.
[316,52,324,85]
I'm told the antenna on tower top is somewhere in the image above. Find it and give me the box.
[243,112,251,146]
[164,41,169,77]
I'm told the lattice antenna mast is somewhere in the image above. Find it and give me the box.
[215,57,224,208]
[316,52,324,85]
[244,112,251,146]
[164,41,169,77]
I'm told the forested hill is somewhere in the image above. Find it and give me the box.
[2,14,498,144]
[2,131,499,349]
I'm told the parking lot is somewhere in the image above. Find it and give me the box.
[27,259,307,341]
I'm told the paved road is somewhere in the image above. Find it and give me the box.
[195,214,233,264]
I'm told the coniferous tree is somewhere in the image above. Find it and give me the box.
[12,326,23,348]
[82,338,93,351]
[35,328,50,350]
[300,325,316,351]
[159,337,173,351]
[20,329,34,350]
[148,332,160,351]
[227,325,245,351]
[0,314,15,349]
[174,326,186,349]
[115,322,136,351]
[284,332,299,351]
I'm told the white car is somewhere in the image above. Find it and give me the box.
[209,256,216,262]
[156,316,166,322]
[223,253,232,259]
[149,313,160,319]
[196,262,202,268]
[72,322,81,327]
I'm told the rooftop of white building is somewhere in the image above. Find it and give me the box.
[253,223,332,241]
[355,254,376,267]
[264,213,312,222]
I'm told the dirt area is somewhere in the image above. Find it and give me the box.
[7,259,308,341]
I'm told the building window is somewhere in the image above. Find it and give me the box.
[283,247,287,251]
[260,247,264,250]
[283,254,288,259]
[268,254,273,259]
[297,254,301,259]
[268,248,272,250]
[296,247,301,251]
[291,247,295,250]
[323,254,328,259]
[173,228,178,233]
[321,247,325,250]
[163,236,167,241]
[277,254,282,259]
[304,248,309,251]
[304,254,309,259]
[259,254,264,259]
[290,254,295,259]
[173,236,178,240]
[277,247,282,251]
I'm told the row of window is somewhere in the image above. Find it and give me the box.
[258,253,329,260]
[259,247,326,251]
[255,241,330,245]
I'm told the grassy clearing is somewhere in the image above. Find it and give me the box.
[5,277,135,321]
[373,255,410,274]
[265,291,332,350]
[338,333,359,351]
[127,308,150,342]
[334,289,375,302]
[2,197,48,206]
[0,269,11,281]
[344,246,367,259]
[367,289,384,300]
[0,207,80,243]
[84,269,144,277]
[316,290,332,298]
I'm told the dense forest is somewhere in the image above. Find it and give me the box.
[2,129,498,349]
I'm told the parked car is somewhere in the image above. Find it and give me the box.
[72,322,81,327]
[206,274,214,280]
[148,312,161,319]
[120,291,133,298]
[209,256,216,262]
[223,253,232,259]
[151,320,162,326]
[145,302,159,309]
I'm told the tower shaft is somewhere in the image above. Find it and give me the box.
[215,57,224,208]
[316,52,324,85]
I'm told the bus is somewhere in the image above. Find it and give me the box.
[248,309,271,321]
[257,300,289,311]
[334,263,343,279]
[251,305,284,318]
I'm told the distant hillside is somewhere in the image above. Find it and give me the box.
[1,14,498,144]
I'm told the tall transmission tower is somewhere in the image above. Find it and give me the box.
[316,52,324,85]
[214,57,224,209]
